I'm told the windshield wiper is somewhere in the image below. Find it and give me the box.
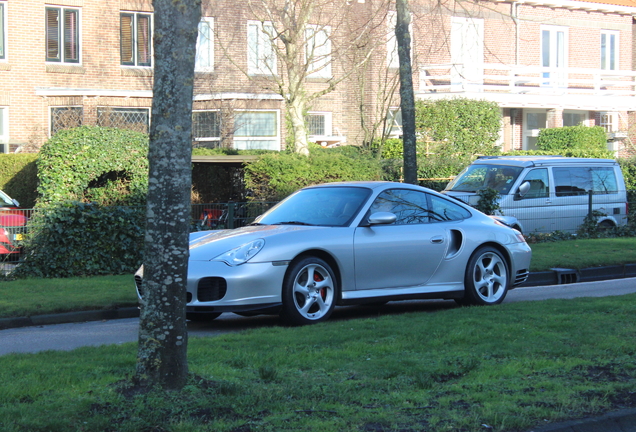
[247,222,266,226]
[273,221,315,226]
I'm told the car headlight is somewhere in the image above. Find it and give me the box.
[213,239,265,266]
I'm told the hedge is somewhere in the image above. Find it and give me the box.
[0,154,39,207]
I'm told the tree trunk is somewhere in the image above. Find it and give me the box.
[395,0,417,185]
[135,0,201,391]
[289,97,310,155]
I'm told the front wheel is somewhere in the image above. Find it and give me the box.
[462,247,509,306]
[281,256,337,325]
[186,312,221,322]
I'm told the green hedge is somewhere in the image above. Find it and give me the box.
[536,125,608,154]
[0,154,39,207]
[37,126,149,206]
[13,203,145,278]
[244,147,384,201]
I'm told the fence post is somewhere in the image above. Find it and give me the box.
[227,202,235,229]
[588,190,593,218]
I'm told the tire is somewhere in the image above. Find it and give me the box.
[462,246,509,306]
[186,312,221,322]
[281,256,337,325]
[598,220,614,232]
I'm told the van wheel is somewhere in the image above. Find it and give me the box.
[598,220,614,232]
[463,246,509,306]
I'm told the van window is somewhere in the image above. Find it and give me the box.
[447,165,523,194]
[553,167,618,196]
[519,168,549,199]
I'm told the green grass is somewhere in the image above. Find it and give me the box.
[1,295,636,431]
[529,237,636,272]
[0,275,137,318]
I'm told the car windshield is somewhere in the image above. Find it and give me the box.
[255,186,371,227]
[446,165,523,194]
[0,190,16,207]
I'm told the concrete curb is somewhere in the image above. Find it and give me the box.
[0,307,139,330]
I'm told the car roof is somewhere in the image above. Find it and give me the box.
[471,156,618,168]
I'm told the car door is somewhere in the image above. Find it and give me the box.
[353,189,447,290]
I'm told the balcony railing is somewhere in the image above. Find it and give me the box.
[419,63,636,98]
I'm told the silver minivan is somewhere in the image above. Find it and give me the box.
[442,156,628,234]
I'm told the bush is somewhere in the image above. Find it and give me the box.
[244,148,384,201]
[0,154,39,207]
[535,126,611,156]
[12,203,144,278]
[37,126,149,206]
[415,98,502,157]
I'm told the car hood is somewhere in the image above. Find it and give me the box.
[189,224,325,261]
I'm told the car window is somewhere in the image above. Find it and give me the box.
[255,186,371,227]
[369,189,471,225]
[520,168,549,199]
[591,167,618,194]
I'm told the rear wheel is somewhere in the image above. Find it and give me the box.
[462,246,509,306]
[281,256,337,325]
[598,220,614,232]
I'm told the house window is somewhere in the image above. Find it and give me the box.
[306,112,332,136]
[541,26,568,87]
[563,111,586,127]
[120,12,151,67]
[247,20,276,75]
[97,107,149,133]
[0,107,7,153]
[193,111,221,143]
[0,2,6,60]
[600,112,618,133]
[195,17,214,72]
[46,6,80,63]
[234,110,279,150]
[386,108,402,138]
[601,30,618,71]
[305,25,331,78]
[50,107,83,135]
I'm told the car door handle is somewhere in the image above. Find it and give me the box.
[431,236,444,244]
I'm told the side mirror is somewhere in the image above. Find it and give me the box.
[12,199,19,207]
[367,212,397,226]
[517,181,531,198]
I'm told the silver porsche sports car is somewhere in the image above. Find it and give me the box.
[135,181,531,325]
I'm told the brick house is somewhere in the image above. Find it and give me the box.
[1,0,636,155]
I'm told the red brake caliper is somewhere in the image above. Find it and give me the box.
[314,272,326,299]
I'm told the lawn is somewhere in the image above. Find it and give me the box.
[0,294,635,431]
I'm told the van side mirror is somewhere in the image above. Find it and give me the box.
[517,181,531,198]
[12,199,19,207]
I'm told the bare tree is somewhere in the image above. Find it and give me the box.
[396,0,417,184]
[135,0,201,391]
[211,0,387,155]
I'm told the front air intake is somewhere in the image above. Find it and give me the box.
[197,277,227,302]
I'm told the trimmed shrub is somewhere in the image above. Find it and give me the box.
[535,126,611,156]
[0,154,39,207]
[37,126,149,206]
[415,98,502,157]
[13,202,144,278]
[244,148,384,201]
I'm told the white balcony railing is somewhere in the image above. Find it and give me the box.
[419,63,636,98]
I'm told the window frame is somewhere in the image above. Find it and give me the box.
[306,111,332,137]
[305,24,331,79]
[247,20,276,76]
[97,107,150,133]
[0,2,6,61]
[50,106,83,135]
[386,108,402,138]
[600,30,619,71]
[45,6,81,64]
[120,12,152,67]
[233,109,280,150]
[192,110,221,143]
[195,17,214,72]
